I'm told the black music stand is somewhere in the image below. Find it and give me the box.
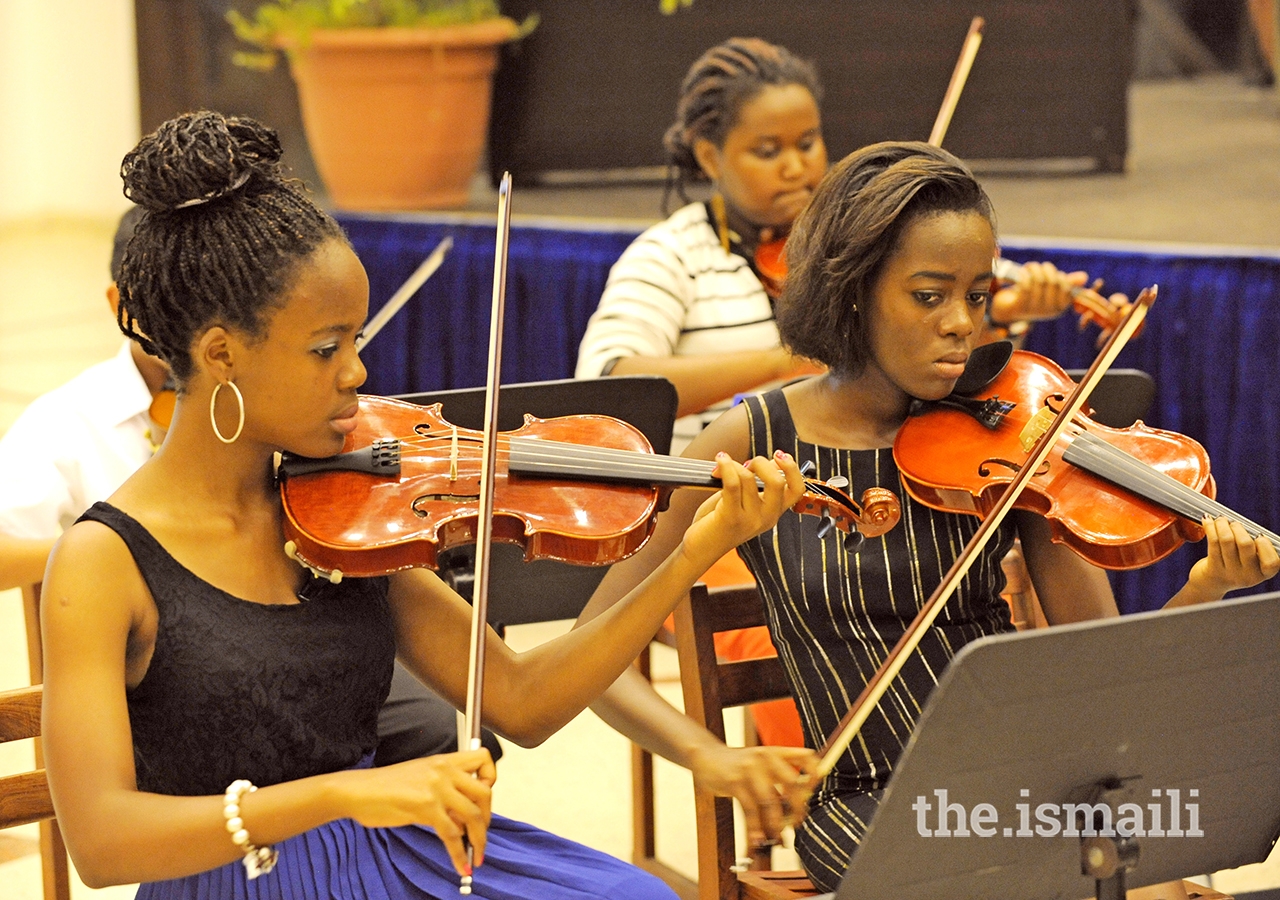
[394,375,678,628]
[1064,368,1156,430]
[835,590,1280,900]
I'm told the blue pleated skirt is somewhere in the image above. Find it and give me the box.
[135,812,677,900]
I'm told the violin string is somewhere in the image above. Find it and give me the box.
[1066,433,1280,549]
[391,432,724,482]
[1067,433,1226,520]
[381,431,827,495]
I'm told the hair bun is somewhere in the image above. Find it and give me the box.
[121,111,283,211]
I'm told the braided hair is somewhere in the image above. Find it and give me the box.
[777,141,995,378]
[662,38,822,212]
[116,111,346,382]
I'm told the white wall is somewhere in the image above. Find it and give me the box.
[0,0,139,223]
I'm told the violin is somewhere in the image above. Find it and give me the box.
[990,257,1138,343]
[754,235,787,300]
[276,394,903,581]
[811,292,1278,777]
[893,345,1280,569]
[148,382,176,430]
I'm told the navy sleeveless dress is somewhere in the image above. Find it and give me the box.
[736,392,1017,892]
[79,502,674,900]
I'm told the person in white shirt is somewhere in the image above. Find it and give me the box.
[0,208,168,589]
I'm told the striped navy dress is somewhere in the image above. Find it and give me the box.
[737,391,1017,892]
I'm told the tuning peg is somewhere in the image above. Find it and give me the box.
[815,509,835,540]
[825,475,849,490]
[799,459,816,477]
[843,530,865,552]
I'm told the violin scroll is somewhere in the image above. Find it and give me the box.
[796,477,901,551]
[991,257,1141,345]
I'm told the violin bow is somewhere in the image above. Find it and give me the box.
[355,235,453,351]
[458,174,512,894]
[813,285,1157,779]
[928,16,985,147]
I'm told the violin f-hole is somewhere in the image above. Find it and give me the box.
[978,458,1052,478]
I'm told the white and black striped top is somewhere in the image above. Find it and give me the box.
[737,390,1017,805]
[575,202,782,448]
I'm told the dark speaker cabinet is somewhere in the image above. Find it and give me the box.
[489,1,1133,182]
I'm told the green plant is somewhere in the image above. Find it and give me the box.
[228,0,535,69]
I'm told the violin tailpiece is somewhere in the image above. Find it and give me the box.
[277,440,401,480]
[909,394,1014,429]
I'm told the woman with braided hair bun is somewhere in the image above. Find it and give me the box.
[39,109,807,899]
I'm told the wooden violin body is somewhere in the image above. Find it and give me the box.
[281,396,664,577]
[280,395,901,579]
[894,350,1214,570]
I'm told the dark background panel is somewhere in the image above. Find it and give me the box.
[136,1,1267,189]
[135,0,323,191]
[489,0,1134,180]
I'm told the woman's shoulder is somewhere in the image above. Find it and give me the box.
[684,400,753,462]
[623,202,718,259]
[45,508,153,631]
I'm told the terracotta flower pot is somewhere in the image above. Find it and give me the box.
[285,20,518,210]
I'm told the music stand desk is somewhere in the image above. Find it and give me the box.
[836,591,1280,900]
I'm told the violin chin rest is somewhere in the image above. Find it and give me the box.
[953,340,1014,396]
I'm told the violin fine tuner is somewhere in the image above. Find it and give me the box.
[283,540,343,584]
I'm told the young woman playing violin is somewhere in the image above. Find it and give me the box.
[574,37,1108,452]
[577,141,1280,893]
[38,110,806,900]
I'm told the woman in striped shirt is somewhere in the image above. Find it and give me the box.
[575,37,1092,452]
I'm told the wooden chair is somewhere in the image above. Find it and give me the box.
[631,626,698,900]
[0,682,71,900]
[673,582,819,900]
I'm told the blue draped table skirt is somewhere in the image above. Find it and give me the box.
[335,213,1280,613]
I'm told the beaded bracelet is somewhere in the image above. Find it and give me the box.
[224,779,278,879]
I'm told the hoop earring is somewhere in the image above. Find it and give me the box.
[210,381,245,444]
[710,190,731,254]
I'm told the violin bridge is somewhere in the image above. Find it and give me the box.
[1019,406,1056,453]
[449,425,459,482]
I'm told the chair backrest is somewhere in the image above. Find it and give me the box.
[0,685,55,829]
[0,683,71,900]
[394,375,678,627]
[673,583,816,900]
[23,583,43,683]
